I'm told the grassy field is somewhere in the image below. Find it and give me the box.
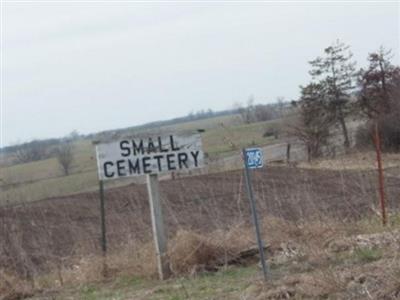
[202,119,282,157]
[0,115,284,205]
[161,114,243,134]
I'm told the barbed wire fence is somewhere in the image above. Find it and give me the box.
[0,133,399,297]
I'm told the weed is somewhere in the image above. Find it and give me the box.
[80,285,98,300]
[168,296,184,300]
[116,275,144,288]
[356,213,400,234]
[353,247,383,263]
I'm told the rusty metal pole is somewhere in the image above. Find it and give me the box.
[374,122,387,226]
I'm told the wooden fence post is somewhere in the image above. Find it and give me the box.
[286,143,291,165]
[99,180,108,277]
[147,174,171,280]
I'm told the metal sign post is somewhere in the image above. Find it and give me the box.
[242,148,269,281]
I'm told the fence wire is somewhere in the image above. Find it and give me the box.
[0,149,399,298]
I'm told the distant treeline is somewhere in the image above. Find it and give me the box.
[0,131,81,165]
[112,107,238,133]
[1,101,288,165]
[89,101,289,141]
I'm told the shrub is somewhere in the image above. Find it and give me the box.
[355,116,400,152]
[379,112,400,151]
[263,127,279,139]
[13,140,49,164]
[168,230,224,275]
[355,124,373,149]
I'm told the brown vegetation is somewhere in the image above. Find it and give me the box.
[1,165,399,298]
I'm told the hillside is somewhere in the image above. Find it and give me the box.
[0,115,286,205]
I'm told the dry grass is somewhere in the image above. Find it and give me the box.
[168,224,258,275]
[169,230,225,274]
[242,217,400,300]
[246,257,400,299]
[1,213,399,299]
[298,151,400,171]
[0,270,34,300]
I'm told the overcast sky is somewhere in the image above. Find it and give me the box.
[1,1,399,147]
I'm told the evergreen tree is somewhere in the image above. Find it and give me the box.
[309,40,356,149]
[358,47,400,151]
[358,47,400,118]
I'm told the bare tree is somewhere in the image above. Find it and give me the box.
[14,140,47,163]
[276,96,285,118]
[56,142,74,176]
[235,96,282,124]
[289,83,333,161]
[68,130,81,141]
[237,95,256,123]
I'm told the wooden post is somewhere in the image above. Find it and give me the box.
[286,143,291,165]
[374,122,387,226]
[147,174,171,280]
[99,180,108,277]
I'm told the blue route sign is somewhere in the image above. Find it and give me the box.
[242,147,269,281]
[245,148,263,169]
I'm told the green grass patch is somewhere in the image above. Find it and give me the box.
[115,275,145,288]
[202,119,283,158]
[80,285,99,300]
[352,247,383,264]
[162,114,243,133]
[0,170,99,205]
[61,266,258,300]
